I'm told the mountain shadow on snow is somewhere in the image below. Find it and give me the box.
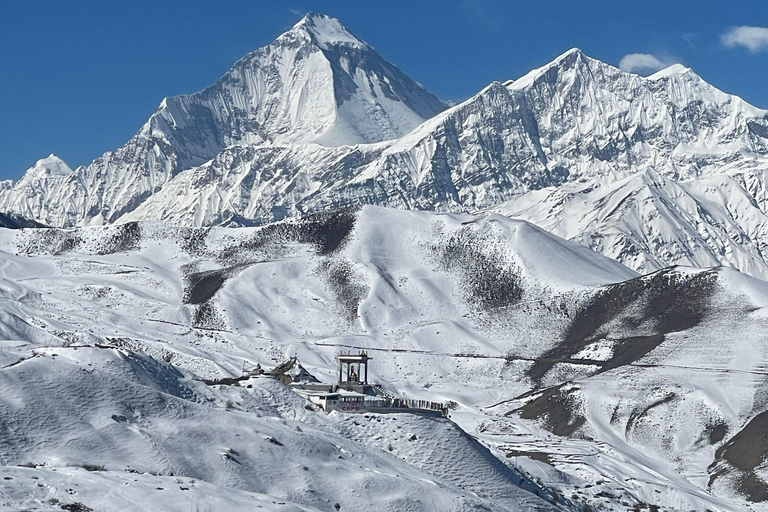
[0,212,47,229]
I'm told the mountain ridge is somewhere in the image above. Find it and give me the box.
[3,16,768,282]
[0,13,445,226]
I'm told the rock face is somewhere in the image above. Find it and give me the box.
[3,17,768,280]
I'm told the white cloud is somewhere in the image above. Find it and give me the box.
[721,26,768,53]
[618,53,666,74]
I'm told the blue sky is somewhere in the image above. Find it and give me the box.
[1,0,767,179]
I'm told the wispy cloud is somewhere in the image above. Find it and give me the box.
[618,53,667,75]
[287,8,304,17]
[721,26,768,53]
[681,33,697,49]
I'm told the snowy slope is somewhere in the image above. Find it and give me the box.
[2,207,620,511]
[496,167,768,278]
[2,207,768,509]
[1,466,322,512]
[0,347,559,512]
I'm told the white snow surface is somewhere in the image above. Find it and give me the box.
[24,154,73,178]
[1,466,322,512]
[1,207,768,510]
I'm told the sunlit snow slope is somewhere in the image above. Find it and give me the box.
[2,206,768,510]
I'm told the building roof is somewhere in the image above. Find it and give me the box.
[336,354,371,362]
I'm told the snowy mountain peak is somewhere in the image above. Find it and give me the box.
[648,63,691,80]
[507,47,599,91]
[24,154,73,179]
[0,14,447,226]
[553,47,585,64]
[290,13,366,50]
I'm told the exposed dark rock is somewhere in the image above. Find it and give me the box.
[219,207,358,264]
[95,222,142,255]
[318,258,369,321]
[512,385,586,437]
[433,225,524,311]
[625,393,676,436]
[710,409,768,502]
[17,228,83,256]
[528,268,719,383]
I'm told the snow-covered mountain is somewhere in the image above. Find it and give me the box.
[4,32,768,280]
[0,13,445,227]
[496,166,768,278]
[2,206,768,510]
[116,46,768,280]
[8,14,768,509]
[0,207,618,511]
[489,49,768,278]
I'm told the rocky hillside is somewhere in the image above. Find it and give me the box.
[2,206,768,510]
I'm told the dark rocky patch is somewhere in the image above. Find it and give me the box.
[625,393,676,435]
[179,227,211,256]
[184,268,231,305]
[295,207,358,256]
[709,409,768,502]
[512,385,586,437]
[183,260,274,305]
[706,421,729,445]
[192,302,227,330]
[17,229,83,255]
[269,358,320,385]
[219,207,359,264]
[528,268,719,383]
[747,120,768,140]
[60,503,94,512]
[94,222,142,255]
[318,258,369,321]
[602,334,664,373]
[433,225,524,311]
[18,222,142,256]
[505,449,553,465]
[202,369,263,386]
